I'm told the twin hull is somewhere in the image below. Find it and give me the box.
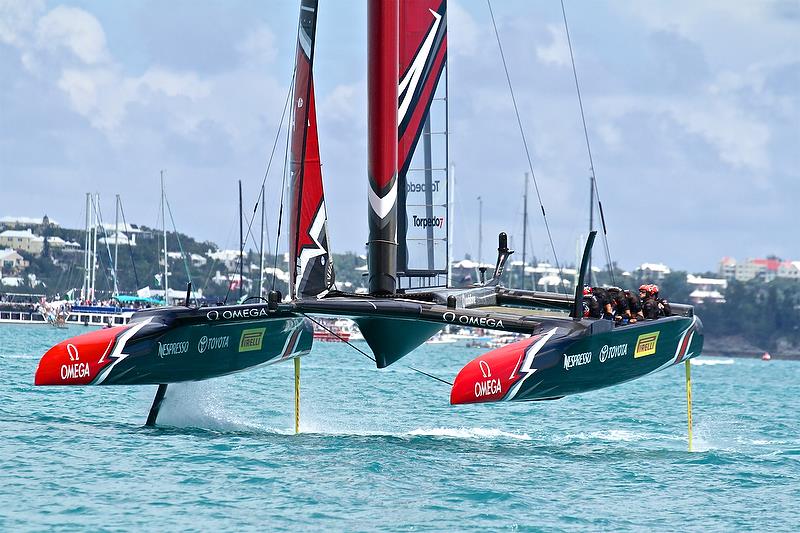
[35,305,313,386]
[451,315,702,404]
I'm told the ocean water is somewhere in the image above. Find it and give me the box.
[1,323,798,532]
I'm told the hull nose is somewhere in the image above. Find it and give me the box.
[35,326,127,385]
[450,337,533,405]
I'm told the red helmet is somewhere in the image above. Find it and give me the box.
[583,286,592,296]
[649,284,659,296]
[639,284,650,295]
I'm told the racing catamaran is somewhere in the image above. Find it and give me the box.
[34,0,703,425]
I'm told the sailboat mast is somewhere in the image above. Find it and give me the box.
[588,174,595,285]
[522,172,529,290]
[477,196,483,265]
[161,171,169,305]
[114,194,120,295]
[90,194,98,302]
[239,180,244,300]
[367,0,398,295]
[258,183,265,299]
[82,193,90,302]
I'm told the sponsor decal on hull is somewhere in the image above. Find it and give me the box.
[563,351,592,370]
[198,335,230,354]
[239,328,266,353]
[158,341,190,358]
[634,332,660,358]
[206,307,270,322]
[599,343,628,363]
[473,360,502,398]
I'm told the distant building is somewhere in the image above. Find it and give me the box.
[0,248,26,273]
[686,274,726,304]
[719,257,797,282]
[636,262,671,280]
[0,215,59,230]
[0,229,43,255]
[98,232,137,247]
[777,261,800,280]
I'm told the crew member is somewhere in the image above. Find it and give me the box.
[623,289,641,324]
[649,284,672,317]
[606,286,630,324]
[582,286,602,318]
[640,284,661,319]
[591,286,613,319]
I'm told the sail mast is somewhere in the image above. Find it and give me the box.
[522,172,529,290]
[161,171,168,305]
[367,0,399,295]
[588,174,595,286]
[90,194,98,302]
[82,192,90,302]
[114,194,120,296]
[239,180,244,300]
[477,196,483,265]
[259,184,265,299]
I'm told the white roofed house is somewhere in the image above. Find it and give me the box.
[636,262,671,280]
[98,232,137,247]
[777,261,800,280]
[0,248,27,274]
[207,249,243,272]
[0,229,43,255]
[686,274,727,304]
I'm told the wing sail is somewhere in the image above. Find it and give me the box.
[289,0,335,300]
[397,0,449,289]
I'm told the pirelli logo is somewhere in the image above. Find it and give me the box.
[634,332,660,358]
[239,328,265,353]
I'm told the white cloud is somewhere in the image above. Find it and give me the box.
[448,0,480,57]
[668,99,771,172]
[36,5,109,64]
[0,0,44,46]
[139,68,210,100]
[236,25,277,64]
[536,24,569,67]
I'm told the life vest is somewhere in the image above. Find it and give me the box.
[658,298,672,317]
[624,290,641,314]
[642,297,660,319]
[583,294,602,318]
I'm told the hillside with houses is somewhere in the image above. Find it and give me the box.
[1,214,798,357]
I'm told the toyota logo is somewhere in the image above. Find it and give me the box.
[206,310,219,321]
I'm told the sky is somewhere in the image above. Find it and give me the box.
[1,0,798,273]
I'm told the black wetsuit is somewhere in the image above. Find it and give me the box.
[624,290,642,317]
[591,288,613,319]
[607,288,629,319]
[642,297,660,319]
[583,293,602,318]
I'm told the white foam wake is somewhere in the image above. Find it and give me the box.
[406,427,532,441]
[691,358,734,366]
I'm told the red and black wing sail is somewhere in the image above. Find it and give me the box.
[397,0,449,285]
[289,0,335,300]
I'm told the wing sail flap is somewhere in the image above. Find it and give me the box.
[289,0,335,299]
